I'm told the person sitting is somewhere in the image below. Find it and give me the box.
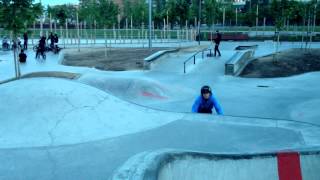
[2,36,9,50]
[192,85,223,115]
[19,49,27,63]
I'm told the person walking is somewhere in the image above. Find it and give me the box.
[23,32,28,50]
[214,30,222,57]
[192,85,223,115]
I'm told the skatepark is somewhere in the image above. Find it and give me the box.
[0,40,320,179]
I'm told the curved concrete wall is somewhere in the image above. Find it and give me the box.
[111,150,320,180]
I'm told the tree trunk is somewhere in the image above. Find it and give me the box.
[12,38,20,78]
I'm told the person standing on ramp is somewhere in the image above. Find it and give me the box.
[214,30,222,57]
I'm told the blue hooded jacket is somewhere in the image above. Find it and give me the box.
[192,93,223,115]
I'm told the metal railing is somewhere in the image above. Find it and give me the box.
[183,47,212,74]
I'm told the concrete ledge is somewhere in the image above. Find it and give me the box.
[225,49,255,76]
[143,49,178,70]
[235,45,258,51]
[0,71,80,84]
[111,149,320,180]
[21,71,80,79]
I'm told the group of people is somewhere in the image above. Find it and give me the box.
[2,32,60,63]
[2,32,29,51]
[36,32,60,59]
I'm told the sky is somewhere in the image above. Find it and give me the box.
[35,0,79,6]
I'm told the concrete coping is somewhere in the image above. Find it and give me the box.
[144,49,179,62]
[110,148,320,180]
[143,49,178,70]
[234,45,258,51]
[0,71,80,85]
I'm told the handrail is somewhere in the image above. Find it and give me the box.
[183,47,212,74]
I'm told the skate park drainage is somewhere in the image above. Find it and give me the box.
[257,85,270,88]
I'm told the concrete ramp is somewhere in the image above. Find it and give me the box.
[78,74,195,104]
[111,149,320,180]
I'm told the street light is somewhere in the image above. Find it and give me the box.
[148,0,152,48]
[198,0,202,45]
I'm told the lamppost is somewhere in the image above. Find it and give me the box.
[148,0,152,48]
[198,0,202,45]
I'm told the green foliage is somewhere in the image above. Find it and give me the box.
[131,0,147,26]
[97,0,119,28]
[79,0,99,27]
[241,10,255,27]
[47,4,77,26]
[164,0,190,27]
[79,0,119,28]
[189,0,199,25]
[225,6,236,25]
[122,0,147,27]
[150,0,167,28]
[203,0,220,26]
[0,0,43,37]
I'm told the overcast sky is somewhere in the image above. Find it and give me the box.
[35,0,79,6]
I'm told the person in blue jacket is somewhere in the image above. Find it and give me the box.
[192,85,223,115]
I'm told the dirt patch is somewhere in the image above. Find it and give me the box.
[240,48,320,78]
[62,48,174,71]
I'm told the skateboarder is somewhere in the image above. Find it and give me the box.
[192,85,223,115]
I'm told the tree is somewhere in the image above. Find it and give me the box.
[131,0,147,27]
[0,0,43,77]
[175,0,190,27]
[123,0,133,19]
[0,0,42,36]
[270,0,283,29]
[79,0,99,28]
[153,0,166,28]
[189,0,200,26]
[166,0,177,26]
[47,4,72,26]
[224,5,235,26]
[97,0,118,28]
[203,0,220,27]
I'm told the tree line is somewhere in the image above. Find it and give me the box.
[0,0,319,33]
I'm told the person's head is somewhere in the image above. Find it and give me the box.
[201,85,212,100]
[216,30,219,33]
[20,49,24,53]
